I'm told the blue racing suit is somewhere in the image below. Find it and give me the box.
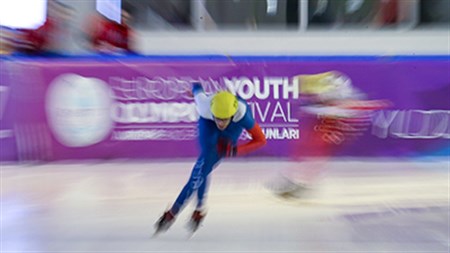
[170,83,257,214]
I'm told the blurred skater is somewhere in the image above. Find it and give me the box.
[268,71,390,198]
[155,82,266,233]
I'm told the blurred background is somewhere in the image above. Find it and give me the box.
[1,0,449,55]
[0,0,449,252]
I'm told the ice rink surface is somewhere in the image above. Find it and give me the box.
[2,158,449,253]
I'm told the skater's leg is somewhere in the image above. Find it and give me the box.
[196,174,210,210]
[170,151,220,215]
[268,115,334,197]
[155,156,214,234]
[156,117,220,234]
[170,157,205,215]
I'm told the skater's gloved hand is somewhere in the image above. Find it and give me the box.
[217,139,237,157]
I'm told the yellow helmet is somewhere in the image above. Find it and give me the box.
[296,71,336,94]
[210,91,238,119]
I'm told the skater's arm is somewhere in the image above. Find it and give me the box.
[235,122,266,156]
[229,103,266,156]
[192,83,214,120]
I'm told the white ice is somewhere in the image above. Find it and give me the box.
[2,158,449,252]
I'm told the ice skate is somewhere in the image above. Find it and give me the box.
[278,182,310,199]
[186,210,206,233]
[154,210,175,235]
[266,175,298,195]
[266,175,311,199]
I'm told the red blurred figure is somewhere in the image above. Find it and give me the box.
[90,8,136,55]
[380,0,398,24]
[17,20,54,54]
[14,1,73,55]
[268,71,391,198]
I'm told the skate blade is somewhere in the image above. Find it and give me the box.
[152,227,164,238]
[185,228,199,239]
[152,222,171,238]
[185,221,202,237]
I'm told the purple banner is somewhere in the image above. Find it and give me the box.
[0,61,17,161]
[2,56,449,161]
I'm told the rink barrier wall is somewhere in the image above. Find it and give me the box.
[0,55,449,161]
